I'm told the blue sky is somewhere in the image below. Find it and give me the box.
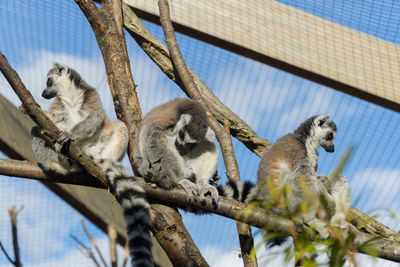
[1,0,400,266]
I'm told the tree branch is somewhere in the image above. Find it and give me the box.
[70,234,102,267]
[158,1,257,265]
[1,158,400,262]
[0,50,110,189]
[122,3,271,157]
[74,1,206,265]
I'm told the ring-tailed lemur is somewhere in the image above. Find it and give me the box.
[219,115,350,244]
[30,63,153,267]
[134,98,220,205]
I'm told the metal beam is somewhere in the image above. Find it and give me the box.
[124,0,400,112]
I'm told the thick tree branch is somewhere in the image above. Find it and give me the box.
[74,0,142,169]
[122,3,271,157]
[1,158,400,262]
[158,1,257,265]
[74,1,205,265]
[0,51,110,189]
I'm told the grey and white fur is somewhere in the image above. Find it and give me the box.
[31,63,153,267]
[218,115,350,243]
[134,98,220,205]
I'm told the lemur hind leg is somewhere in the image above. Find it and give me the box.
[31,126,81,175]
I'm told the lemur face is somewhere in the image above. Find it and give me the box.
[42,63,68,99]
[313,115,337,153]
[175,113,208,145]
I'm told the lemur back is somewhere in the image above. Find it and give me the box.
[31,63,153,267]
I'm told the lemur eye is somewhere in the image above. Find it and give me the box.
[179,130,185,140]
[46,78,53,87]
[318,120,325,126]
[326,133,333,140]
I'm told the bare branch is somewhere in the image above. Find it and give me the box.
[70,234,102,267]
[158,1,257,265]
[1,158,400,262]
[0,50,110,189]
[108,225,118,267]
[81,220,108,267]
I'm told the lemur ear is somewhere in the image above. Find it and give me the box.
[53,63,66,74]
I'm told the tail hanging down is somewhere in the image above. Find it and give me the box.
[100,160,154,267]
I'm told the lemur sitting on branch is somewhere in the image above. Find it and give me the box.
[219,115,351,244]
[30,63,153,267]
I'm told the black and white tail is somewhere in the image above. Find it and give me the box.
[217,180,256,203]
[217,180,288,247]
[99,160,154,267]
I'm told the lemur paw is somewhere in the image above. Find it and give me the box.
[178,179,200,203]
[199,184,219,207]
[55,131,71,152]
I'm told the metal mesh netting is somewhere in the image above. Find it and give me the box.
[1,0,400,266]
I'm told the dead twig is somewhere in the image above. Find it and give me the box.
[70,234,102,267]
[81,220,108,267]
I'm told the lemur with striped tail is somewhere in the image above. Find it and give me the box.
[30,63,153,267]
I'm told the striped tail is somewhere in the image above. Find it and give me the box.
[217,180,257,203]
[99,160,154,267]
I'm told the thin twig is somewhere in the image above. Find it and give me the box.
[81,220,108,267]
[70,234,102,267]
[0,241,14,265]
